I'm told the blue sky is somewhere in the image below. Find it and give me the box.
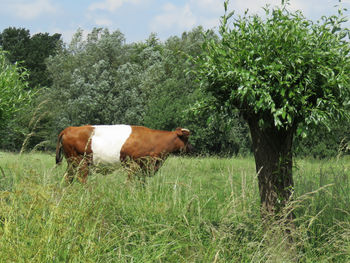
[0,0,349,43]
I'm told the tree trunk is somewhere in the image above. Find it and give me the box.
[247,118,295,219]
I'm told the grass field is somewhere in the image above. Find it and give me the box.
[0,152,350,262]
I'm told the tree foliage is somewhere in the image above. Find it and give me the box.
[0,50,33,145]
[46,28,131,129]
[193,0,350,215]
[196,1,350,131]
[143,28,250,155]
[0,27,62,88]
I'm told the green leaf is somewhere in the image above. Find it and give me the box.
[281,110,286,119]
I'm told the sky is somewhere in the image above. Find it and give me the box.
[0,0,349,44]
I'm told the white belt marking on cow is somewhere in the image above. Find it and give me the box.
[91,125,132,164]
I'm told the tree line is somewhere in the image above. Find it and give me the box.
[0,26,251,155]
[0,23,349,158]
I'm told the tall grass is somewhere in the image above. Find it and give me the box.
[0,152,349,262]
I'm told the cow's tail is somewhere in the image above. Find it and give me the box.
[56,132,64,165]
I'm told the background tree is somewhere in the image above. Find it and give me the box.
[194,1,350,217]
[0,49,33,147]
[45,28,150,140]
[25,32,62,88]
[294,121,350,158]
[0,27,62,88]
[143,27,251,155]
[27,26,250,154]
[0,27,30,66]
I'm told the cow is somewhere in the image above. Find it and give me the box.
[55,125,192,183]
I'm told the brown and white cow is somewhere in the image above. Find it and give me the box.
[56,125,191,183]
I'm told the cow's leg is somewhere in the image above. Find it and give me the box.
[121,156,138,182]
[127,171,134,181]
[135,157,159,183]
[152,157,164,174]
[77,157,90,184]
[127,162,140,182]
[65,158,77,184]
[141,156,164,176]
[63,145,80,183]
[121,156,163,183]
[64,150,91,184]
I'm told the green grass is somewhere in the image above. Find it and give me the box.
[0,152,350,262]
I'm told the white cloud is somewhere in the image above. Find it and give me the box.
[94,18,113,27]
[149,0,350,41]
[150,3,197,33]
[89,0,123,12]
[5,0,58,20]
[200,17,220,29]
[229,0,347,17]
[47,27,76,43]
[88,0,141,12]
[189,0,224,14]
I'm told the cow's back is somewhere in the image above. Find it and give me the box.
[91,125,132,164]
[61,125,94,155]
[120,126,177,159]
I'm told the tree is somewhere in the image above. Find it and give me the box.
[46,28,149,137]
[294,121,350,158]
[142,27,251,155]
[25,32,62,88]
[0,49,33,146]
[0,27,30,65]
[0,27,62,88]
[194,1,350,217]
[143,31,200,131]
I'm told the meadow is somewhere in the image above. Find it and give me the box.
[0,152,349,262]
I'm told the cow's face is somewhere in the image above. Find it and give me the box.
[175,128,193,154]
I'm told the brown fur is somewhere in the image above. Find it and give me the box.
[120,126,189,160]
[56,125,191,183]
[56,125,94,183]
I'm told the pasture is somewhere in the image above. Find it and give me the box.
[0,152,349,262]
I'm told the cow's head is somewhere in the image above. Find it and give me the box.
[175,127,193,154]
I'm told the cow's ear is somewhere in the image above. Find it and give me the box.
[175,127,190,139]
